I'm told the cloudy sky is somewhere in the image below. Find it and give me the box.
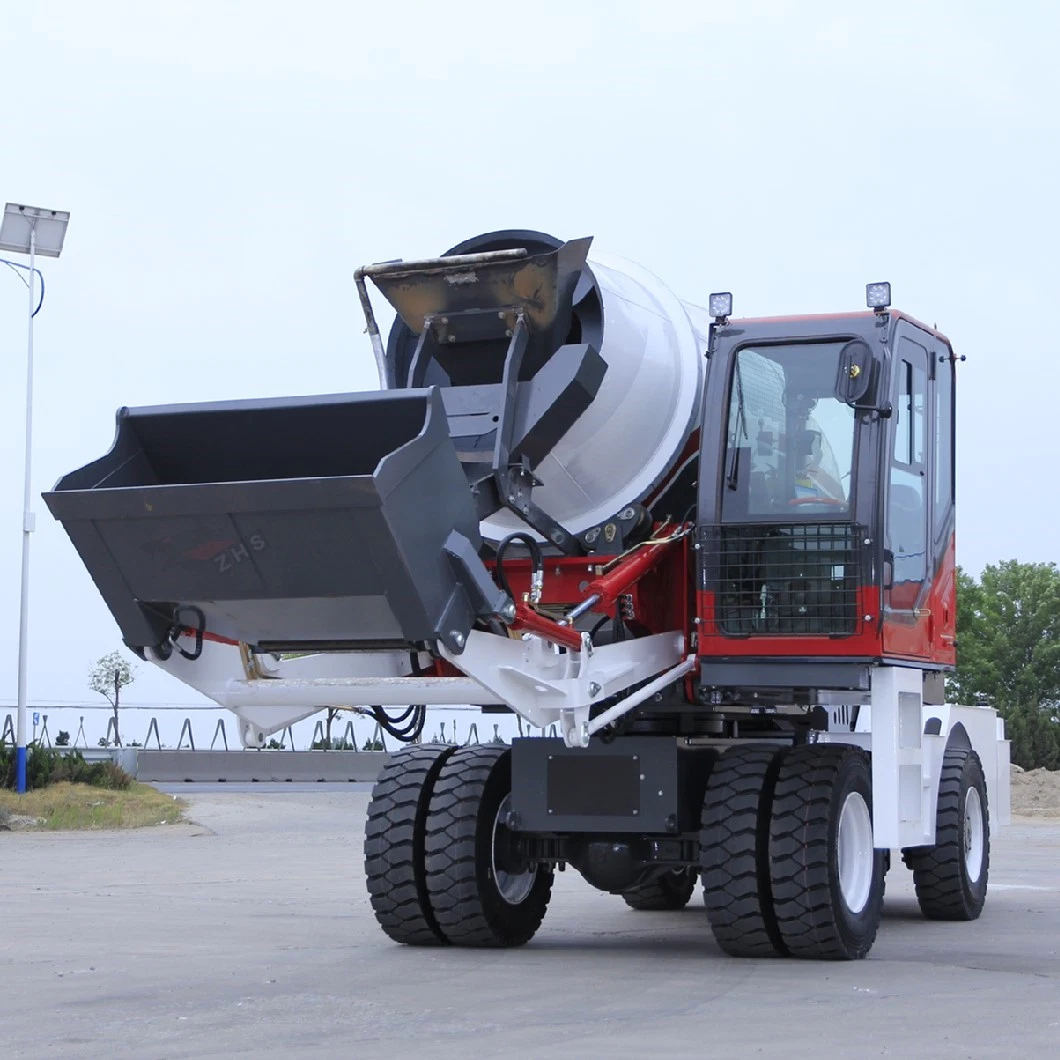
[1,1,1057,738]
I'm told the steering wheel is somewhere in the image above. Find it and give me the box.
[788,496,847,507]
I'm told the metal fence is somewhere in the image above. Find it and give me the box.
[0,708,557,754]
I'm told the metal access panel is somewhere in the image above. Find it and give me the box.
[510,737,714,834]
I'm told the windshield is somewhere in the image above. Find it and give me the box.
[722,343,856,519]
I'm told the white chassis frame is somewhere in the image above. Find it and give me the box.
[152,628,691,750]
[817,666,1010,847]
[151,633,1009,846]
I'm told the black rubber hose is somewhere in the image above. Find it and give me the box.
[589,606,628,645]
[368,652,428,742]
[495,532,544,604]
[382,705,418,724]
[371,704,425,743]
[372,710,423,739]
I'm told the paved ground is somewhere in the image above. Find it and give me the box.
[153,782,376,795]
[1,791,1058,1059]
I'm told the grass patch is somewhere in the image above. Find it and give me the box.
[0,782,186,831]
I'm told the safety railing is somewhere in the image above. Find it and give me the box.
[1,706,565,752]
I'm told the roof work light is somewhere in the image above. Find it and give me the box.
[865,282,891,311]
[709,292,733,321]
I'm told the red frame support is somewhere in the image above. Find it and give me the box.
[510,601,584,652]
[582,535,685,614]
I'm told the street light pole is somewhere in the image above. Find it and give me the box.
[14,228,36,793]
[112,666,121,748]
[1,202,70,794]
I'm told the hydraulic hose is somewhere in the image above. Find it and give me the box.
[494,532,544,606]
[368,653,429,743]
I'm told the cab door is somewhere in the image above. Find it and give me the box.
[927,338,957,665]
[882,330,932,657]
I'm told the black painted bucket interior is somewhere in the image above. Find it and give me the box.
[55,390,433,490]
[44,388,489,653]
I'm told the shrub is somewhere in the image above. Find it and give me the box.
[311,737,350,751]
[91,760,132,791]
[0,745,133,792]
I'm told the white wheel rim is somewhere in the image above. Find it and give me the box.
[837,791,874,915]
[492,796,535,906]
[964,786,985,884]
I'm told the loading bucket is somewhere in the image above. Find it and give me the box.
[45,387,502,654]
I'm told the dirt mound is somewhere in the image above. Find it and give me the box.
[1011,763,1060,817]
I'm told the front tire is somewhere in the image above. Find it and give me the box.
[903,748,990,921]
[701,744,787,957]
[364,743,456,945]
[769,744,885,960]
[424,744,553,947]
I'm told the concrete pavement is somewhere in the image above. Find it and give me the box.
[1,790,1057,1059]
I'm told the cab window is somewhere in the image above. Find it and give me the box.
[722,343,855,520]
[889,341,928,595]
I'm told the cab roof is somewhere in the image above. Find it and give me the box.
[723,309,953,349]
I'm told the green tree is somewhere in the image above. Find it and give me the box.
[1003,705,1060,772]
[951,561,1060,769]
[89,650,137,748]
[951,561,1060,707]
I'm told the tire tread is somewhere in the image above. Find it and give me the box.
[623,870,697,911]
[903,748,989,921]
[769,744,882,960]
[425,744,552,947]
[701,745,786,957]
[364,743,454,945]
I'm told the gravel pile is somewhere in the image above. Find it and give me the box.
[1011,763,1060,817]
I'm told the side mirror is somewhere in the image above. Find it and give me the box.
[835,340,874,405]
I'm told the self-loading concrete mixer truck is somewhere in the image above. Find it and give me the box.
[46,229,1009,959]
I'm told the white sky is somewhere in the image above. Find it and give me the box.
[1,1,1057,740]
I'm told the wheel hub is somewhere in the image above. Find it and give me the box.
[964,786,985,884]
[837,791,874,915]
[492,795,536,905]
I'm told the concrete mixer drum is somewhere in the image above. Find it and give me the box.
[365,230,711,550]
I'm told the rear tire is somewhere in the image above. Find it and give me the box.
[364,743,455,945]
[769,744,885,960]
[701,744,787,957]
[903,748,990,921]
[622,869,698,911]
[424,744,553,947]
